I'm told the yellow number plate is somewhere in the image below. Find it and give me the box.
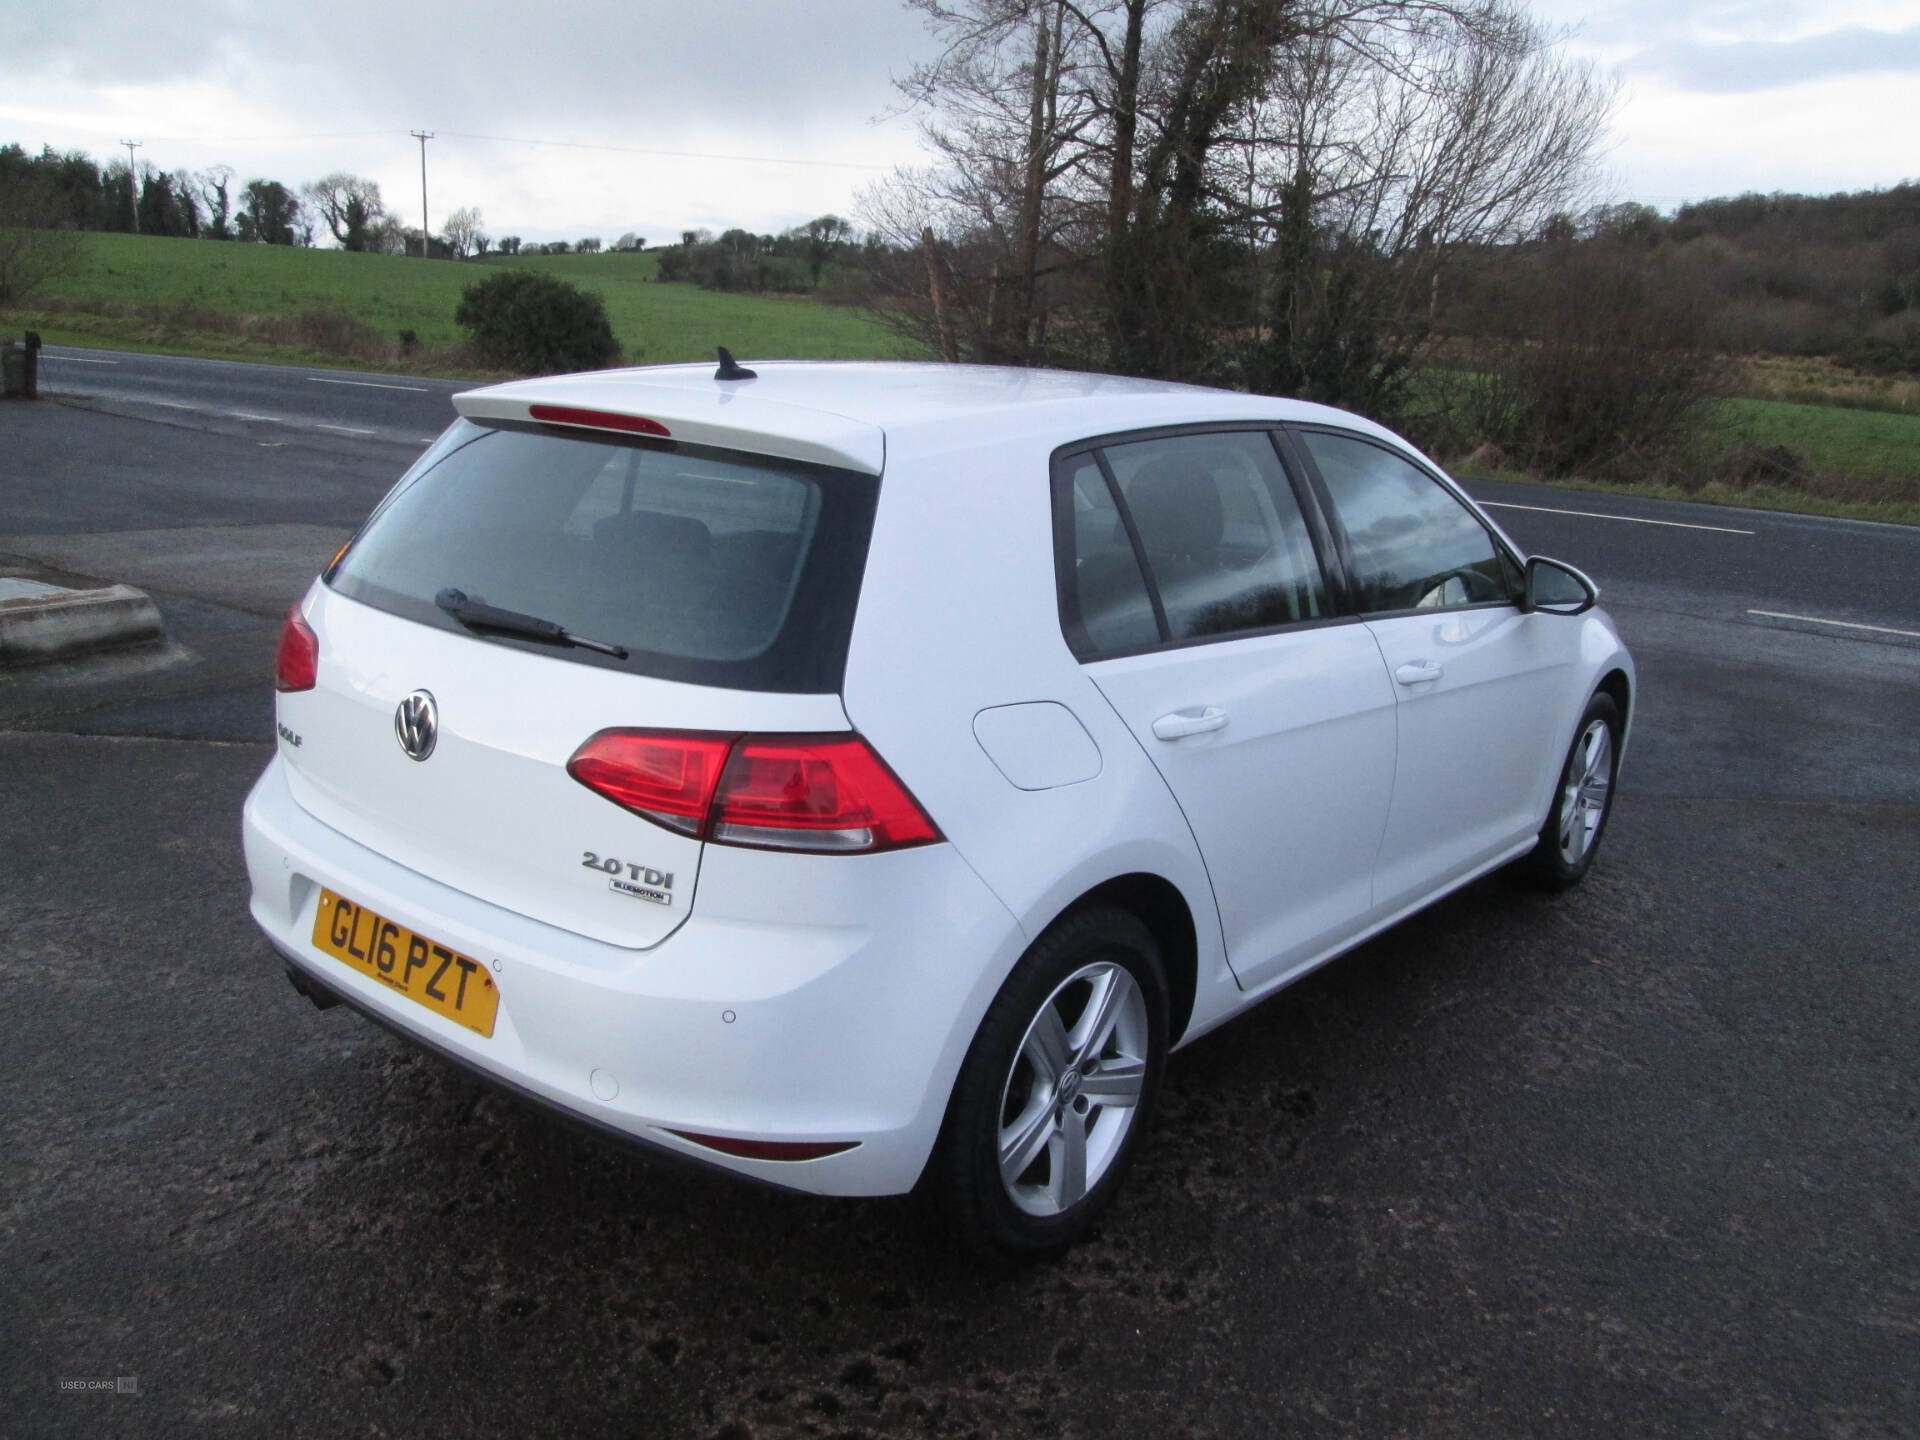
[311,888,500,1038]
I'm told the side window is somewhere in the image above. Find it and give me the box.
[1299,431,1516,614]
[1101,432,1327,642]
[1061,455,1160,656]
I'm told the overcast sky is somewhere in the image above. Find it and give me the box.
[4,0,1916,244]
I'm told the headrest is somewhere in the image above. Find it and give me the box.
[593,510,712,562]
[1125,459,1222,554]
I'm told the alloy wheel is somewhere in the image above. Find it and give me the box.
[996,960,1150,1218]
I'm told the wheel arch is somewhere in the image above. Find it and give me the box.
[1048,872,1199,1045]
[1596,666,1632,726]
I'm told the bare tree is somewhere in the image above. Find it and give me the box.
[1231,9,1617,411]
[867,0,1613,411]
[442,206,483,259]
[304,173,387,251]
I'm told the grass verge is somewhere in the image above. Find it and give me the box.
[1450,464,1920,527]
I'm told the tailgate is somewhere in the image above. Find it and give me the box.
[278,587,849,948]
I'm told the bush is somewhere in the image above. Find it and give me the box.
[1840,326,1920,376]
[1424,244,1721,477]
[454,270,620,375]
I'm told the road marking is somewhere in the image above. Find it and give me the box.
[47,355,118,365]
[314,422,377,436]
[1478,500,1756,536]
[309,376,432,393]
[228,412,274,422]
[1747,609,1920,640]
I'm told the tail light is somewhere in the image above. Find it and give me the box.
[567,729,941,854]
[275,604,318,692]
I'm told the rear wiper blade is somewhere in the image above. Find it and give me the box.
[434,588,629,659]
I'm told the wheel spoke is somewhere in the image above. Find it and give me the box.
[1049,1108,1088,1210]
[998,1099,1056,1189]
[1071,965,1126,1062]
[1582,728,1612,786]
[1078,1056,1145,1107]
[1021,1004,1071,1089]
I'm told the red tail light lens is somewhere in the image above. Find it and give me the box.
[565,730,736,836]
[711,736,940,851]
[275,604,318,692]
[566,730,941,853]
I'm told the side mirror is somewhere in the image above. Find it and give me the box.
[1523,556,1598,616]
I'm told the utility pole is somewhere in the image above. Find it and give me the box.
[411,131,434,258]
[121,139,142,233]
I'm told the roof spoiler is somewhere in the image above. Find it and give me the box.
[452,377,885,475]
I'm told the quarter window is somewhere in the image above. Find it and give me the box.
[1299,430,1516,614]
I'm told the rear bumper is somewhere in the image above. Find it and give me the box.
[242,753,1025,1196]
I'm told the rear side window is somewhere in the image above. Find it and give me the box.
[328,419,878,693]
[1102,433,1326,641]
[1299,430,1516,614]
[1062,455,1160,655]
[1055,429,1330,658]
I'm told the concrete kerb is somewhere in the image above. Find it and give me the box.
[0,578,166,666]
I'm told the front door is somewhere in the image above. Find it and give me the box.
[1293,428,1580,914]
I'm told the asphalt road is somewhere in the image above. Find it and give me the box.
[3,351,1915,1439]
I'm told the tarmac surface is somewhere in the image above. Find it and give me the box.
[3,353,1916,1438]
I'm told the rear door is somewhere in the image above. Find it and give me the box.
[1059,429,1398,989]
[279,417,876,947]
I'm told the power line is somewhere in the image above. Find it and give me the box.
[435,130,892,172]
[2,115,899,172]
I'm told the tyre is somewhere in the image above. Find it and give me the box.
[1521,690,1621,889]
[929,907,1168,1262]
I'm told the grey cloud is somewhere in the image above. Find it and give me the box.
[6,0,934,140]
[1629,23,1920,93]
[13,0,254,85]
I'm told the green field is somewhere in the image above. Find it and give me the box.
[3,232,915,370]
[1716,397,1920,481]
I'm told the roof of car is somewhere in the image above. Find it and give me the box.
[454,360,1402,476]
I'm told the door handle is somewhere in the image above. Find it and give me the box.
[1394,661,1443,686]
[1152,706,1228,740]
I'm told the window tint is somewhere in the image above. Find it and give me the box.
[1300,431,1515,614]
[327,419,877,693]
[1101,432,1326,642]
[1062,456,1161,655]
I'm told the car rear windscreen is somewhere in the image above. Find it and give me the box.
[326,418,879,693]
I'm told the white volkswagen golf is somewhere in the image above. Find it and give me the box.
[243,357,1631,1259]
